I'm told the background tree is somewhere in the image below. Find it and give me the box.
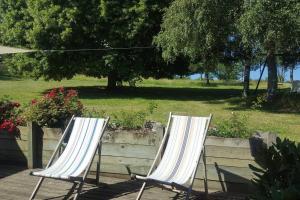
[280,51,300,84]
[154,0,242,85]
[238,0,300,98]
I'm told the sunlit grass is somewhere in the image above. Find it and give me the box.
[0,75,298,141]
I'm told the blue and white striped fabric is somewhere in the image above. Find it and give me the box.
[32,117,105,179]
[136,115,210,187]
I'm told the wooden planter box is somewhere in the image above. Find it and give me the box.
[0,123,274,193]
[37,124,165,176]
[0,126,28,165]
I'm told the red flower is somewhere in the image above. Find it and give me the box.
[0,100,22,134]
[0,119,16,133]
[66,89,78,98]
[31,99,37,105]
[59,87,64,93]
[45,89,57,99]
[48,90,57,98]
[12,102,20,107]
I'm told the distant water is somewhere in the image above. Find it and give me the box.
[190,67,300,81]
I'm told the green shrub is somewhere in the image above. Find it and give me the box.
[148,101,158,114]
[251,93,268,109]
[83,108,106,118]
[249,138,300,200]
[250,92,300,112]
[209,112,250,138]
[24,87,83,127]
[83,102,158,129]
[113,110,147,129]
[112,102,158,129]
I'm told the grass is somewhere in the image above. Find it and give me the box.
[0,75,299,141]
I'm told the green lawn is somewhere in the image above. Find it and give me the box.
[1,75,299,141]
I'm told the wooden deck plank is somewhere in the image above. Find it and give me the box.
[0,165,246,200]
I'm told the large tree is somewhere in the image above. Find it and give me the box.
[238,0,300,97]
[1,0,189,88]
[96,0,191,88]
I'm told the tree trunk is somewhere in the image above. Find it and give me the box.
[107,70,117,89]
[290,67,294,83]
[205,72,210,85]
[243,64,251,98]
[267,52,277,98]
[281,67,285,82]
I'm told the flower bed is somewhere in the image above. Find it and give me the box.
[0,98,23,134]
[24,87,83,127]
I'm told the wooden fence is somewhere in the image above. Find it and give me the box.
[0,123,275,193]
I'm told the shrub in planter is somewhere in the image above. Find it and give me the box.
[111,102,158,129]
[208,112,250,138]
[249,138,300,200]
[112,110,147,129]
[83,102,158,130]
[0,97,24,134]
[24,87,83,127]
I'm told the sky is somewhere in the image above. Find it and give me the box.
[251,67,300,81]
[190,65,300,81]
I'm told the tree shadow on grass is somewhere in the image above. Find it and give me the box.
[61,86,243,102]
[44,85,299,115]
[0,75,21,81]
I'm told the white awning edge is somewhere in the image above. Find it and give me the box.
[0,45,36,55]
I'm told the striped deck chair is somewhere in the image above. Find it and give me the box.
[29,116,109,200]
[133,113,212,200]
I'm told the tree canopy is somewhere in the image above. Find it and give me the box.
[154,0,241,73]
[0,0,190,88]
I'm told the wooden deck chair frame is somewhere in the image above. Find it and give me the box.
[29,115,110,200]
[135,112,212,200]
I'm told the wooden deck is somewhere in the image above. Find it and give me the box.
[0,165,246,200]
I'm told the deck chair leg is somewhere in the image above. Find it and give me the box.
[136,182,147,200]
[203,147,208,199]
[62,183,78,200]
[29,177,45,200]
[96,142,102,185]
[185,187,192,200]
[73,181,84,200]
